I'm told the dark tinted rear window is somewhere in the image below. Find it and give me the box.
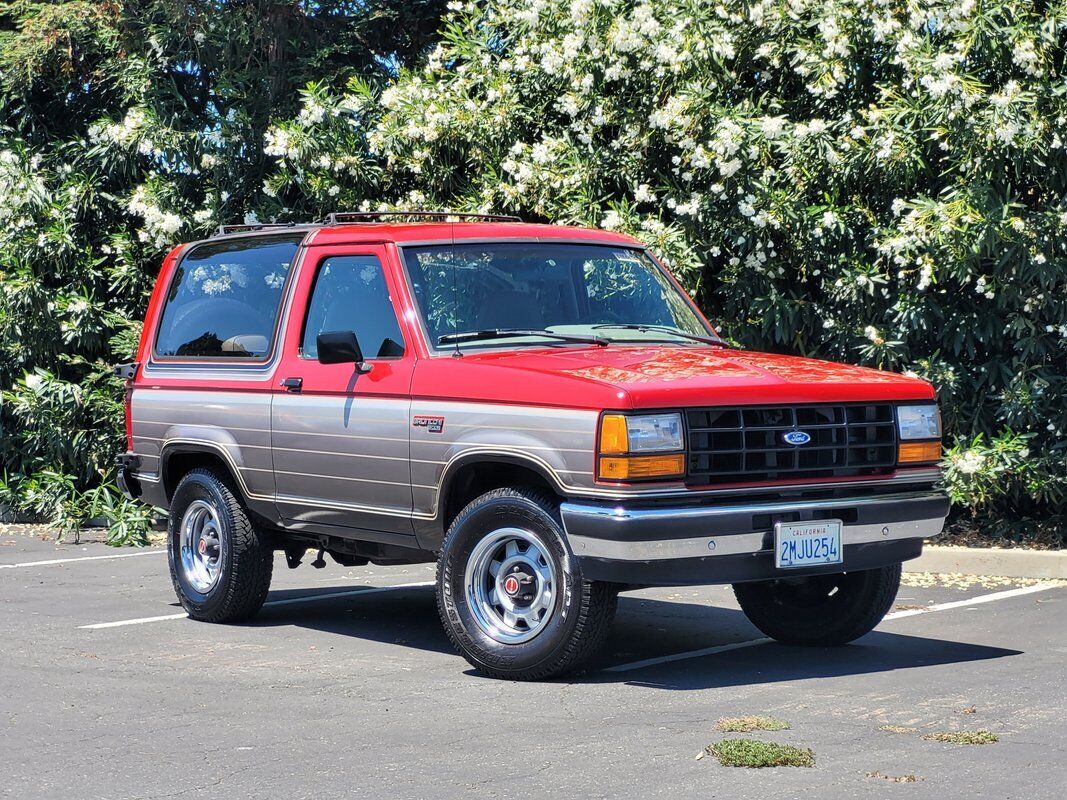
[154,235,303,359]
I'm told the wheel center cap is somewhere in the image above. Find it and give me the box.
[500,566,536,605]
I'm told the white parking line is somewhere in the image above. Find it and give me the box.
[605,582,1062,673]
[602,637,772,673]
[79,581,435,629]
[0,550,166,570]
[881,582,1057,619]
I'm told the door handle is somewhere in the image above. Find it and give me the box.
[280,377,303,393]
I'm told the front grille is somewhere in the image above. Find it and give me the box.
[686,404,897,486]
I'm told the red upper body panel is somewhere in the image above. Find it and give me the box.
[411,345,934,410]
[135,221,936,409]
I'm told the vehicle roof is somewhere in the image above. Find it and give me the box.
[310,221,641,247]
[201,221,644,249]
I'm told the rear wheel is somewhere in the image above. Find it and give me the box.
[732,564,901,646]
[168,467,273,623]
[436,487,617,680]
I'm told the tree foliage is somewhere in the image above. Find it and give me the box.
[0,0,447,541]
[1,0,1064,543]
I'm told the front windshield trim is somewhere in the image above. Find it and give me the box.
[396,238,721,355]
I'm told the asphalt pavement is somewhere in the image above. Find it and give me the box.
[1,532,1064,799]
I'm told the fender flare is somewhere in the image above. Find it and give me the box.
[159,439,255,501]
[433,448,571,522]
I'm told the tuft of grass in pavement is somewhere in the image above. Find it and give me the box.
[716,715,791,733]
[706,738,814,768]
[921,730,998,745]
[879,724,918,734]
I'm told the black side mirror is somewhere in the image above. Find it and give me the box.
[317,330,372,373]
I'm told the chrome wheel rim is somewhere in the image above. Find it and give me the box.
[179,500,223,593]
[465,528,557,644]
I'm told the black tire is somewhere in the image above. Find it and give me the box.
[437,487,617,680]
[167,467,273,623]
[732,564,902,646]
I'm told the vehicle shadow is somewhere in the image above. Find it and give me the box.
[249,583,454,656]
[247,585,1022,686]
[581,597,1022,690]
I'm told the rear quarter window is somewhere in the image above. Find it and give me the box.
[154,234,303,359]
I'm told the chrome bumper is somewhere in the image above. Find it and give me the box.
[560,490,949,586]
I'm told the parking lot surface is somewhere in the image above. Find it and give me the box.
[2,532,1065,799]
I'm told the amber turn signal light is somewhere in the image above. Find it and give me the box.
[599,414,629,455]
[598,454,686,481]
[897,441,941,464]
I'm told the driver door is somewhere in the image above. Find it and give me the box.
[271,244,415,538]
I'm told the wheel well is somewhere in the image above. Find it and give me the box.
[162,448,236,501]
[442,460,559,529]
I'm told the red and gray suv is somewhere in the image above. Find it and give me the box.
[116,212,948,680]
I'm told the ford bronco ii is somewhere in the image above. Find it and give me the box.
[116,211,948,680]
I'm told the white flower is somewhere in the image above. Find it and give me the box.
[633,183,654,203]
[957,450,986,474]
[717,158,741,177]
[759,116,786,139]
[917,261,934,291]
[994,121,1020,145]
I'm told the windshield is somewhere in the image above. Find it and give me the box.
[401,242,716,350]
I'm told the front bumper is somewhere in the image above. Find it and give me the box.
[560,490,949,586]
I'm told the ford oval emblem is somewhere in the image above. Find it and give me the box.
[783,430,812,446]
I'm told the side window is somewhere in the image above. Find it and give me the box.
[301,255,405,359]
[154,235,302,359]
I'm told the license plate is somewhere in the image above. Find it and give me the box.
[774,520,843,569]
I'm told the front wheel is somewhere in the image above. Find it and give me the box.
[436,488,617,680]
[732,564,901,646]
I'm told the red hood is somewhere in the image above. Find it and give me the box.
[413,345,935,409]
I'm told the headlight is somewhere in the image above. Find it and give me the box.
[897,404,941,440]
[896,403,942,465]
[598,413,685,481]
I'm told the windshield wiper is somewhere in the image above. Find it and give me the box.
[438,328,609,347]
[591,324,726,346]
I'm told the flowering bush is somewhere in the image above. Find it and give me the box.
[0,0,447,543]
[1,0,1064,542]
[262,0,1065,539]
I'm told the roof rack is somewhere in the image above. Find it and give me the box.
[323,210,522,226]
[211,222,309,237]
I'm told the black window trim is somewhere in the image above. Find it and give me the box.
[151,232,308,365]
[297,251,407,362]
